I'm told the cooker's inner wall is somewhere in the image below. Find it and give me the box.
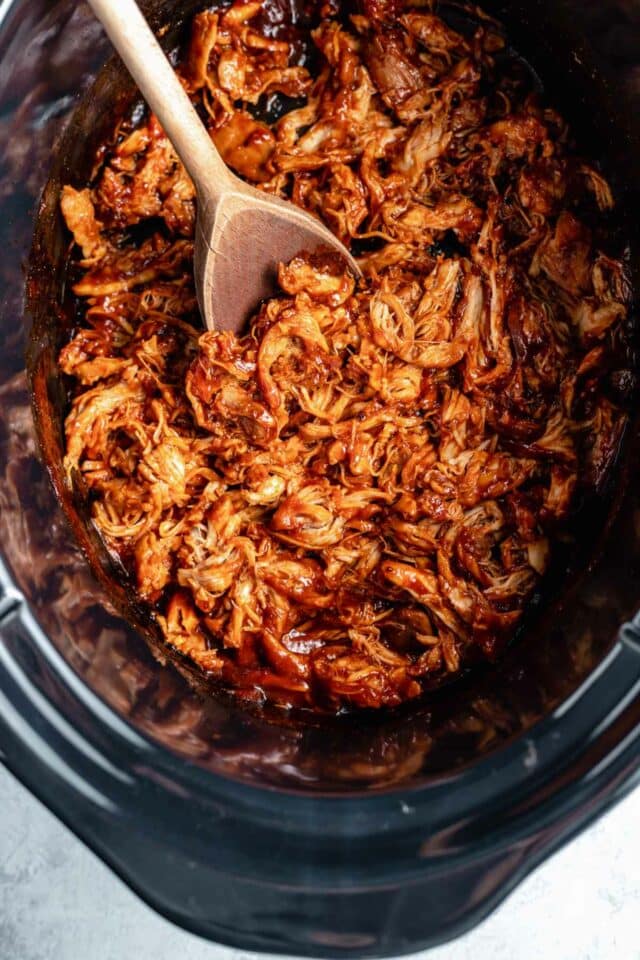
[7,0,640,791]
[489,0,640,259]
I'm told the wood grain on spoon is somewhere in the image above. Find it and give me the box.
[86,0,362,334]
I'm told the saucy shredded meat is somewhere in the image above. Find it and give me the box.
[58,0,630,711]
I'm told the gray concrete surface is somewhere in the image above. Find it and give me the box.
[0,768,638,960]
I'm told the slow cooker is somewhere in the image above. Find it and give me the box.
[1,0,639,955]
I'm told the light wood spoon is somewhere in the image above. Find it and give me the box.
[87,0,361,333]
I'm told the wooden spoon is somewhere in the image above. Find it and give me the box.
[87,0,361,333]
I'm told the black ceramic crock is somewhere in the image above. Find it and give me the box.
[0,1,639,955]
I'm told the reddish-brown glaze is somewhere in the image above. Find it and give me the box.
[57,0,630,711]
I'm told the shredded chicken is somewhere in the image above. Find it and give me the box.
[58,0,630,712]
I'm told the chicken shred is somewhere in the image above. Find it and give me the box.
[58,0,630,712]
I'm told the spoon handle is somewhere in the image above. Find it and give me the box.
[87,0,232,201]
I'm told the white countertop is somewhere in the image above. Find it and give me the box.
[0,768,638,960]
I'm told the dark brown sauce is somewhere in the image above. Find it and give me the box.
[27,0,635,723]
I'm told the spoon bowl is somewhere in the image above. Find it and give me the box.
[195,174,362,333]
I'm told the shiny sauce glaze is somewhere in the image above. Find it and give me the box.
[58,0,631,711]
